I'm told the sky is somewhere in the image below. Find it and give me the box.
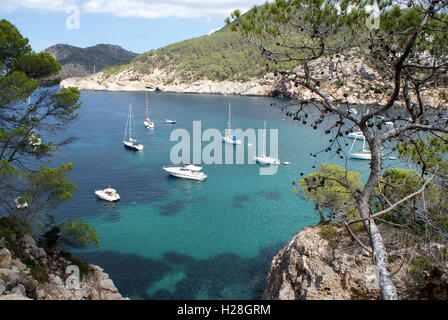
[0,0,268,54]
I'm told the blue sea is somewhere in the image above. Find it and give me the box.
[47,91,387,300]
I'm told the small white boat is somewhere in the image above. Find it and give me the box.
[347,131,364,139]
[123,104,144,151]
[255,121,280,165]
[348,108,358,115]
[95,188,120,202]
[222,103,242,145]
[349,136,371,160]
[163,166,207,181]
[283,162,292,165]
[144,92,155,129]
[165,119,176,124]
[15,197,28,209]
[255,156,281,165]
[28,133,42,147]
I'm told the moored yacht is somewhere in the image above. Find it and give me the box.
[163,165,207,181]
[95,187,120,202]
[144,92,155,129]
[222,103,242,145]
[123,103,144,151]
[347,131,365,139]
[254,121,280,165]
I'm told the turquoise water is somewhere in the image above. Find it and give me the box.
[49,91,380,300]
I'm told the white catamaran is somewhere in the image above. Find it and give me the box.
[255,121,280,165]
[222,103,242,145]
[144,92,155,129]
[123,103,144,151]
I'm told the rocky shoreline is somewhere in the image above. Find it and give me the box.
[0,236,125,300]
[60,52,445,108]
[263,225,448,300]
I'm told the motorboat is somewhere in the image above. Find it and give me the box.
[283,162,292,165]
[163,166,207,181]
[255,156,281,165]
[95,187,120,202]
[15,197,28,209]
[165,119,176,124]
[123,103,144,151]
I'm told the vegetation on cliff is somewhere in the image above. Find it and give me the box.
[45,44,137,79]
[0,19,99,290]
[106,27,269,82]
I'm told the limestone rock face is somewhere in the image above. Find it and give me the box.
[0,235,127,300]
[0,248,11,269]
[60,50,446,109]
[263,225,445,300]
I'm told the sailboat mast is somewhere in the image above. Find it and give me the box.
[129,104,132,140]
[145,92,149,119]
[124,104,129,141]
[227,102,232,130]
[262,121,266,157]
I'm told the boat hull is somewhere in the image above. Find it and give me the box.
[222,136,242,145]
[163,167,207,181]
[350,153,372,160]
[123,141,144,151]
[95,191,120,202]
[255,156,281,165]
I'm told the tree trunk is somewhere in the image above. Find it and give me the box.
[358,135,399,300]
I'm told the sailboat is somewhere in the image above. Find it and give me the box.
[255,121,280,165]
[123,103,144,151]
[349,136,371,160]
[222,103,242,145]
[143,92,155,129]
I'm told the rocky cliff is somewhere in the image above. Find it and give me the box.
[264,225,448,300]
[60,50,444,108]
[0,236,125,300]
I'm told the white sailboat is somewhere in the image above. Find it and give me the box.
[255,121,280,165]
[347,131,364,139]
[143,92,155,129]
[349,136,371,160]
[123,103,144,151]
[222,103,242,145]
[163,164,207,181]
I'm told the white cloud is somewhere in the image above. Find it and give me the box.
[1,0,266,20]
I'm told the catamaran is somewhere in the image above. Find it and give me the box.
[349,136,371,160]
[163,164,207,181]
[95,187,120,202]
[123,103,144,151]
[255,121,280,165]
[144,92,155,129]
[222,103,242,145]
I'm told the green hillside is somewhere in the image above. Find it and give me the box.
[126,28,268,82]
